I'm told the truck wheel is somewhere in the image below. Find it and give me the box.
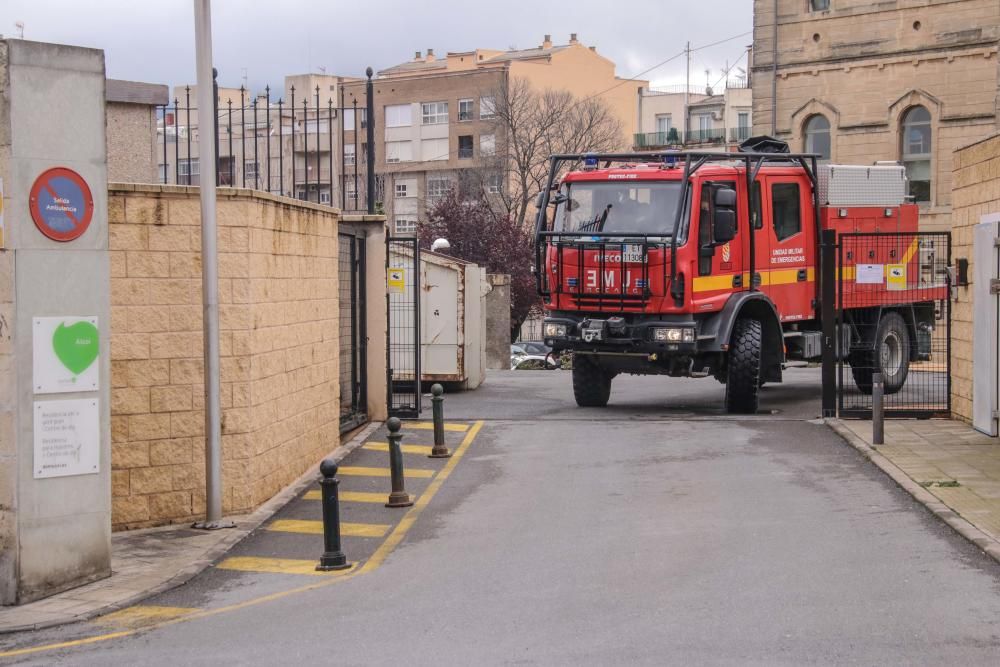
[572,355,612,407]
[850,312,910,395]
[725,318,762,414]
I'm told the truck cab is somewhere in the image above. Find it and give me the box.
[535,140,936,413]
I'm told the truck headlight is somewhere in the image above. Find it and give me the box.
[652,327,694,343]
[544,323,567,338]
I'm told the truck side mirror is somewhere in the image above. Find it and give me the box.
[712,186,737,244]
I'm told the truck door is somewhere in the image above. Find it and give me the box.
[757,176,814,322]
[691,179,746,312]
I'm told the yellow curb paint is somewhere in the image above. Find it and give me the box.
[96,606,196,629]
[267,519,389,538]
[216,557,355,577]
[363,442,434,455]
[338,465,434,478]
[303,490,394,504]
[0,421,485,661]
[405,421,468,432]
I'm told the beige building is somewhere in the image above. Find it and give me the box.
[106,80,168,183]
[341,34,648,234]
[751,0,1000,230]
[635,83,752,150]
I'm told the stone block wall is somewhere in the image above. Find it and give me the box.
[949,134,1000,423]
[108,184,341,529]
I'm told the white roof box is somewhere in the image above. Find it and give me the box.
[817,164,907,207]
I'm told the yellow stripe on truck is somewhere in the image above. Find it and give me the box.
[692,267,815,293]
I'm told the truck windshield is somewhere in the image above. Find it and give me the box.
[552,181,684,236]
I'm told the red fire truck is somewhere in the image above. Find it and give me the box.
[534,138,946,413]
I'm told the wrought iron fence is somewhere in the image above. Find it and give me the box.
[837,232,951,418]
[387,237,421,418]
[339,232,368,432]
[156,82,379,211]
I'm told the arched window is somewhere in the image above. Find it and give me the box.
[901,106,932,203]
[803,114,831,160]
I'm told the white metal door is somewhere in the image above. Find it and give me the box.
[972,217,1000,435]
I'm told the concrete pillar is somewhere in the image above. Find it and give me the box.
[484,274,511,370]
[0,40,111,604]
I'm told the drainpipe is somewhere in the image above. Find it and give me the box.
[771,0,778,135]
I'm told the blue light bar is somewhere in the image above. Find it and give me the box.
[583,153,598,170]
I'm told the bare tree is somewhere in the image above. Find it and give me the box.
[479,76,625,229]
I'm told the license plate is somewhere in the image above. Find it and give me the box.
[623,244,645,263]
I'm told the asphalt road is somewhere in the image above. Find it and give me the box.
[5,369,1000,665]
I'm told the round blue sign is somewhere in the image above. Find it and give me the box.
[29,167,94,242]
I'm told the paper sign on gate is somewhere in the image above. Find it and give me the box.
[388,268,406,294]
[886,264,906,291]
[856,264,884,284]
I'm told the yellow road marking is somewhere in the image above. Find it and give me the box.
[96,606,196,629]
[0,422,485,660]
[303,490,393,503]
[338,465,434,478]
[363,442,434,455]
[267,519,390,537]
[405,421,468,432]
[360,420,484,573]
[216,557,355,577]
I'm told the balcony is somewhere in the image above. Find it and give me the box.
[686,128,727,145]
[730,126,752,143]
[634,131,683,148]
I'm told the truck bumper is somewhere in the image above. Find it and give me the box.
[542,315,699,356]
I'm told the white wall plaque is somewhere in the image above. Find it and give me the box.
[34,398,100,479]
[33,316,99,394]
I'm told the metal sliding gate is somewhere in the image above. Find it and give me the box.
[836,231,951,418]
[387,237,421,418]
[339,233,367,432]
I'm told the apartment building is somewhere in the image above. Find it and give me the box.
[158,73,358,206]
[751,0,1000,231]
[634,82,752,151]
[341,34,648,235]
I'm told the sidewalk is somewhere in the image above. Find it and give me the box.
[0,422,379,634]
[830,418,1000,562]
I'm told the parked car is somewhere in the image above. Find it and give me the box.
[511,342,561,370]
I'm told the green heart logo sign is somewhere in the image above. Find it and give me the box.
[52,321,99,376]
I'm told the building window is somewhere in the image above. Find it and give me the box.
[655,114,672,138]
[320,190,331,205]
[458,136,474,159]
[803,114,831,160]
[486,173,502,194]
[395,182,408,198]
[344,144,355,166]
[809,0,830,11]
[459,99,474,122]
[480,96,496,120]
[480,134,495,157]
[345,183,357,201]
[395,217,417,235]
[427,177,451,199]
[343,108,367,130]
[386,140,413,163]
[297,189,307,201]
[901,105,931,204]
[772,183,802,241]
[177,158,200,185]
[385,104,412,128]
[245,160,259,179]
[421,138,449,161]
[422,101,449,125]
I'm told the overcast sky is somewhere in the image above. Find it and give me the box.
[2,1,752,95]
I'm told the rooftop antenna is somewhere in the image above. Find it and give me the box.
[241,67,248,90]
[318,65,327,74]
[15,21,24,39]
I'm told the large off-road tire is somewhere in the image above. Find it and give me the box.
[572,355,612,407]
[725,318,762,414]
[850,311,910,395]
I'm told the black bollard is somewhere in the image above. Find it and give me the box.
[872,371,884,446]
[316,459,350,571]
[385,417,413,508]
[429,384,451,459]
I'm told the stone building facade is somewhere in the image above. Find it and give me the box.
[751,0,1000,231]
[106,80,168,184]
[949,133,1000,424]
